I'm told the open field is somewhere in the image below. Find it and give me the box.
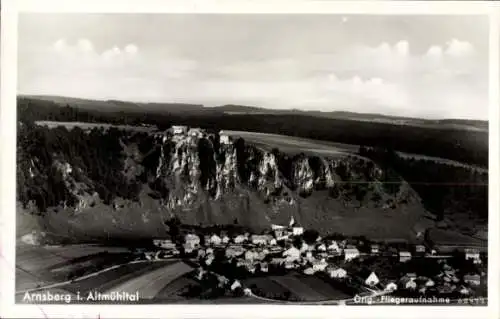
[225,130,488,172]
[244,273,353,302]
[103,261,194,299]
[224,130,357,158]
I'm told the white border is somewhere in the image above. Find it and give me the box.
[1,1,499,318]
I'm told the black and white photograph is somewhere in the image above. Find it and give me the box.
[1,1,499,318]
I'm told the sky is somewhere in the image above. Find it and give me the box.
[18,14,489,120]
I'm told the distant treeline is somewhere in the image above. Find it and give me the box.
[18,97,488,167]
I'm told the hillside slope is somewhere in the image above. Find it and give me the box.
[16,123,443,244]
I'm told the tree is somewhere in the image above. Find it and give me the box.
[303,229,319,245]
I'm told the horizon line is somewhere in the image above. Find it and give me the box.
[18,93,489,123]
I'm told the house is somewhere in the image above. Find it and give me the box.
[231,280,242,291]
[226,245,245,258]
[371,244,380,254]
[415,245,426,255]
[344,248,360,261]
[304,267,315,275]
[317,243,327,252]
[285,261,297,269]
[463,274,481,286]
[269,238,277,246]
[465,249,481,263]
[197,249,206,259]
[219,131,231,145]
[459,286,470,295]
[172,125,188,135]
[283,246,301,262]
[209,234,222,246]
[425,279,435,287]
[292,227,304,236]
[328,267,347,279]
[299,242,310,253]
[399,251,412,263]
[384,282,398,292]
[251,234,272,245]
[234,235,247,244]
[188,128,203,138]
[196,268,206,280]
[418,287,427,294]
[365,272,380,287]
[222,235,231,244]
[153,239,176,250]
[205,254,215,266]
[260,262,269,273]
[271,224,286,230]
[245,250,259,261]
[328,240,340,251]
[312,259,328,272]
[274,229,289,240]
[271,257,286,265]
[305,251,314,262]
[400,276,417,290]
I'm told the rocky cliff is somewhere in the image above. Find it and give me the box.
[17,124,435,243]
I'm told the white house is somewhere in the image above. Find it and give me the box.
[463,274,481,286]
[251,235,272,245]
[222,235,231,244]
[234,235,247,244]
[274,229,288,240]
[344,248,360,261]
[328,241,341,254]
[271,224,286,230]
[415,245,426,254]
[365,272,380,287]
[226,245,245,258]
[465,249,481,263]
[459,286,470,295]
[153,239,176,250]
[312,259,328,272]
[305,251,314,262]
[219,132,231,145]
[245,250,259,261]
[269,238,277,246]
[189,128,204,138]
[231,280,242,291]
[328,267,347,279]
[425,279,435,287]
[299,242,310,253]
[260,262,269,273]
[283,246,301,262]
[292,227,304,236]
[371,244,380,254]
[205,254,215,266]
[317,243,327,252]
[385,282,398,292]
[209,234,222,246]
[399,251,412,263]
[172,125,188,135]
[304,267,315,275]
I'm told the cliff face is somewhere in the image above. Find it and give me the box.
[17,125,433,242]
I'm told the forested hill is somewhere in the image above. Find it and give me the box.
[17,96,488,168]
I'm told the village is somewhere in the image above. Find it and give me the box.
[139,215,487,302]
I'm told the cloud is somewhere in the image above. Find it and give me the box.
[19,37,486,120]
[425,38,475,58]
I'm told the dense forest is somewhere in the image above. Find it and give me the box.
[359,146,488,221]
[18,97,488,167]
